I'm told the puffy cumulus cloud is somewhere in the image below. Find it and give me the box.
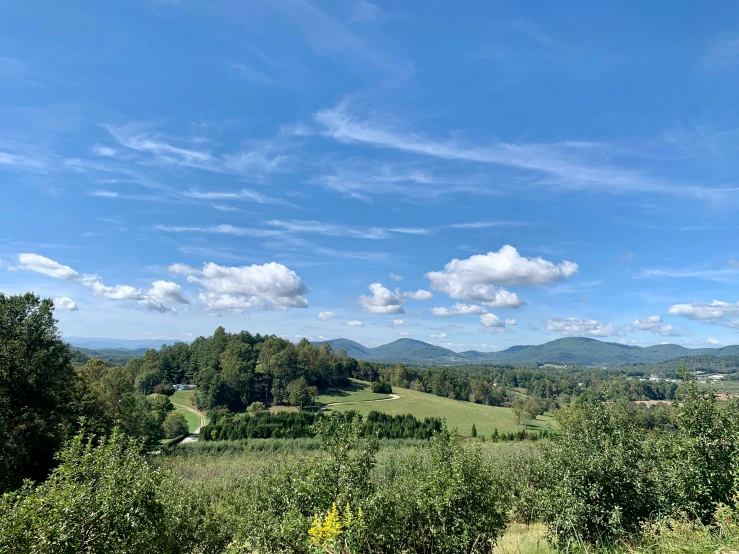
[426,246,577,306]
[399,331,412,337]
[667,300,739,321]
[139,296,177,313]
[389,272,403,281]
[198,292,253,314]
[168,263,198,276]
[546,317,621,337]
[430,332,448,338]
[431,303,488,317]
[88,281,142,301]
[402,289,433,300]
[632,315,687,337]
[358,283,404,314]
[17,253,145,302]
[345,320,364,327]
[391,319,408,327]
[479,313,517,334]
[188,261,309,311]
[17,254,187,314]
[147,280,189,305]
[318,311,338,320]
[707,337,727,346]
[53,297,78,311]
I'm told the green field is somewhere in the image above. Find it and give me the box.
[170,390,196,408]
[315,380,391,405]
[177,408,201,433]
[325,383,556,436]
[169,390,206,431]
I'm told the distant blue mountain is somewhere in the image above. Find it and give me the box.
[317,336,736,367]
[65,336,189,350]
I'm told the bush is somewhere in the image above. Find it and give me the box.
[0,429,229,553]
[224,418,508,553]
[370,380,392,394]
[539,399,669,546]
[163,411,189,438]
[539,370,739,547]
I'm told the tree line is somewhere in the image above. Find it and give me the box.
[127,327,357,412]
[203,410,444,441]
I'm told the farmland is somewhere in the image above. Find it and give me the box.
[323,381,556,437]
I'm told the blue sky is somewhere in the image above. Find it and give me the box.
[3,1,739,350]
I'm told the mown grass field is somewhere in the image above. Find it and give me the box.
[325,383,556,437]
[170,390,206,431]
[315,379,391,405]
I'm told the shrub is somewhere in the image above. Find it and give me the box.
[0,429,229,554]
[370,380,392,394]
[163,411,189,438]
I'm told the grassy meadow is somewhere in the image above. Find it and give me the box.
[315,379,392,405]
[169,389,206,431]
[324,382,556,437]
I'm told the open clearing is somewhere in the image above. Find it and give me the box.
[315,380,392,405]
[325,382,556,437]
[170,390,207,434]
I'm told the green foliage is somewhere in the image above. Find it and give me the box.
[0,293,79,494]
[0,429,229,554]
[370,380,392,394]
[163,411,190,439]
[538,365,739,547]
[202,410,443,441]
[247,401,266,413]
[287,376,311,408]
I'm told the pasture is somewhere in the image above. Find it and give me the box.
[324,383,556,437]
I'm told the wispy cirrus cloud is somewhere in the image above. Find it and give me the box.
[102,123,289,177]
[313,99,739,203]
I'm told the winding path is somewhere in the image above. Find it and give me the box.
[322,393,400,410]
[174,403,206,443]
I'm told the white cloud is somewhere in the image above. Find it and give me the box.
[168,263,198,276]
[632,315,686,337]
[147,280,188,305]
[391,319,407,327]
[431,303,489,317]
[318,311,338,320]
[139,296,177,313]
[198,292,253,314]
[402,289,433,300]
[546,317,621,337]
[667,300,739,321]
[389,272,403,281]
[430,332,447,338]
[18,253,79,280]
[189,261,309,310]
[479,313,516,334]
[426,246,578,308]
[89,190,120,198]
[17,252,145,301]
[314,100,737,202]
[184,188,290,206]
[345,320,364,327]
[399,331,412,337]
[707,337,726,346]
[358,283,404,314]
[54,297,78,311]
[88,281,142,300]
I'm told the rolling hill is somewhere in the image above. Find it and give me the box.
[319,337,739,367]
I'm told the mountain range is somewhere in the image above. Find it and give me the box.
[65,336,188,350]
[317,337,739,367]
